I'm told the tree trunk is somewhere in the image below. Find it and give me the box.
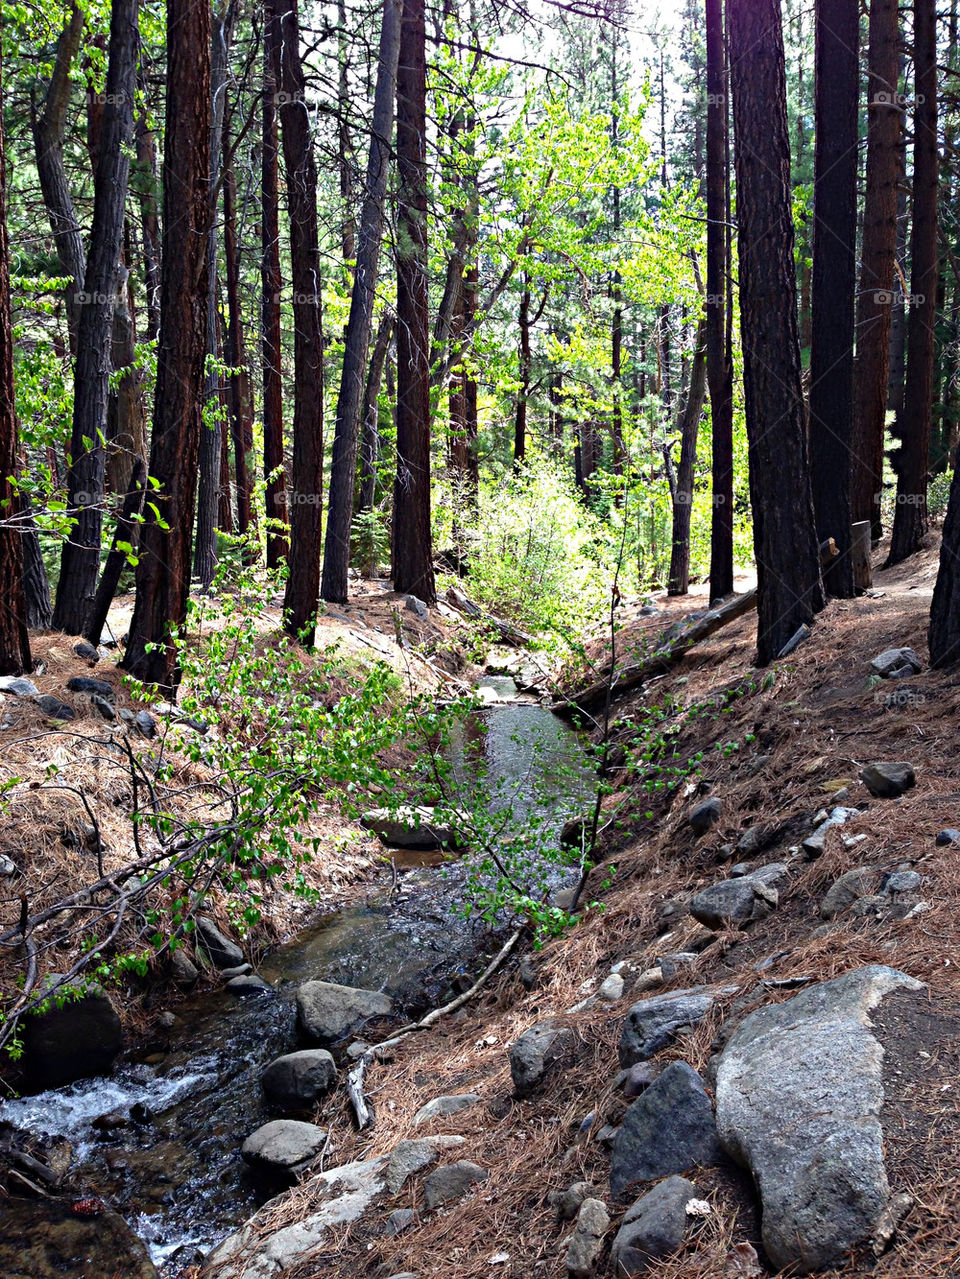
[83,458,145,646]
[808,0,857,597]
[886,0,938,565]
[667,318,707,595]
[337,0,356,266]
[276,0,325,640]
[261,3,288,569]
[222,125,256,552]
[53,0,137,635]
[728,0,825,663]
[105,261,147,500]
[21,502,53,631]
[392,0,435,603]
[121,0,211,690]
[358,314,394,512]
[322,0,402,604]
[513,275,530,468]
[851,0,901,537]
[706,0,734,600]
[134,96,161,342]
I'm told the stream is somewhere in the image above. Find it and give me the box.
[1,680,594,1272]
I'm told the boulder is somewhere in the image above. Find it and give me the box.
[360,805,465,849]
[0,676,40,696]
[882,869,922,895]
[598,973,624,1002]
[66,676,114,699]
[226,975,272,996]
[619,986,734,1067]
[0,1197,158,1279]
[715,964,925,1273]
[870,647,922,678]
[170,949,199,987]
[688,797,722,835]
[412,1093,482,1127]
[609,1176,697,1275]
[509,1022,575,1098]
[33,694,75,721]
[91,696,116,721]
[241,1120,326,1173]
[386,1136,465,1194]
[609,1062,720,1199]
[296,980,393,1046]
[936,828,960,846]
[565,1197,610,1279]
[620,1062,660,1099]
[135,709,157,739]
[860,762,915,799]
[195,916,244,969]
[820,868,876,920]
[74,640,100,661]
[688,878,775,930]
[22,980,122,1089]
[423,1160,488,1209]
[262,1050,337,1110]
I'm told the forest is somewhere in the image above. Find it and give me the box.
[3,0,960,1276]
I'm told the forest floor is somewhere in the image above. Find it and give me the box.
[229,532,960,1279]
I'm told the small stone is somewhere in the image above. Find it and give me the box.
[34,694,75,720]
[412,1094,482,1127]
[882,870,922,895]
[849,894,892,917]
[91,696,116,721]
[241,1120,326,1172]
[135,710,157,739]
[553,1181,598,1222]
[157,1011,177,1031]
[0,855,16,876]
[66,676,114,699]
[688,798,722,836]
[404,594,429,620]
[387,1208,415,1235]
[423,1160,488,1209]
[821,868,876,920]
[195,916,244,969]
[610,1063,720,1199]
[621,1062,660,1099]
[802,806,859,857]
[74,641,100,662]
[860,762,916,799]
[226,975,272,996]
[170,949,199,987]
[729,862,754,877]
[262,1050,337,1109]
[220,963,253,979]
[518,957,537,990]
[619,986,734,1066]
[509,1023,575,1098]
[566,1198,610,1279]
[0,676,40,696]
[688,878,774,930]
[597,973,624,1002]
[386,1136,465,1194]
[610,1175,697,1275]
[936,828,960,846]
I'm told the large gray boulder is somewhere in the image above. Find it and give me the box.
[296,980,393,1046]
[241,1120,326,1173]
[195,916,244,969]
[22,979,122,1088]
[510,1022,575,1098]
[609,1062,720,1199]
[860,762,916,799]
[688,878,773,930]
[261,1050,337,1109]
[359,805,465,849]
[820,868,877,920]
[619,986,734,1067]
[609,1175,697,1275]
[715,964,925,1273]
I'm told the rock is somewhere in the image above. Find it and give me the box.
[221,963,253,978]
[619,986,734,1066]
[0,675,40,696]
[621,1062,660,1099]
[561,815,589,847]
[33,694,75,720]
[296,980,393,1046]
[553,1181,599,1222]
[22,979,123,1088]
[226,975,273,996]
[860,762,915,799]
[386,1135,465,1194]
[715,964,925,1273]
[609,1062,720,1199]
[849,893,892,918]
[91,695,116,721]
[597,973,624,1002]
[870,647,922,678]
[66,675,114,699]
[820,868,877,920]
[0,854,15,876]
[135,709,157,739]
[412,1093,482,1127]
[801,805,859,857]
[566,1197,610,1279]
[882,869,922,895]
[518,956,537,990]
[262,1050,338,1109]
[157,1010,177,1031]
[404,594,429,620]
[387,1208,415,1235]
[195,916,245,969]
[206,1154,388,1278]
[936,828,960,846]
[423,1160,488,1209]
[359,805,465,849]
[736,824,770,855]
[729,862,754,877]
[73,640,100,661]
[241,1120,327,1173]
[610,1175,697,1275]
[688,797,722,835]
[170,948,199,987]
[688,877,775,930]
[0,1197,159,1279]
[509,1022,575,1098]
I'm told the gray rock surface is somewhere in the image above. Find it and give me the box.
[510,1022,575,1098]
[412,1094,482,1127]
[609,1062,720,1199]
[688,868,780,929]
[195,916,244,969]
[688,797,722,835]
[359,805,464,849]
[619,986,733,1066]
[226,975,272,996]
[66,676,114,699]
[820,867,876,919]
[22,979,122,1088]
[386,1136,465,1194]
[860,762,915,799]
[936,827,960,846]
[423,1160,489,1209]
[170,949,199,987]
[296,980,393,1046]
[715,964,925,1273]
[0,676,40,696]
[34,694,75,720]
[565,1197,610,1279]
[870,647,922,678]
[882,869,922,895]
[609,1176,697,1275]
[261,1050,337,1109]
[241,1120,326,1172]
[801,806,859,857]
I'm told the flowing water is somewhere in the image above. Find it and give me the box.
[1,686,593,1271]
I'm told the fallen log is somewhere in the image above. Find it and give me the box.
[444,586,534,647]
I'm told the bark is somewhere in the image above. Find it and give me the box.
[223,125,256,551]
[276,0,325,640]
[337,0,356,265]
[851,0,901,536]
[887,75,909,426]
[706,0,734,600]
[513,275,530,468]
[83,458,145,646]
[392,0,435,603]
[929,447,960,664]
[20,491,53,630]
[261,4,288,569]
[134,99,161,342]
[53,0,138,635]
[728,0,825,664]
[667,319,707,595]
[105,262,147,500]
[808,0,857,597]
[121,0,211,690]
[0,31,31,673]
[322,0,402,604]
[358,315,394,512]
[886,0,938,565]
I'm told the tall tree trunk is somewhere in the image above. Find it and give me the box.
[83,458,145,646]
[667,319,707,595]
[462,260,480,498]
[728,0,825,663]
[105,261,147,500]
[322,0,402,604]
[706,0,734,600]
[887,0,938,564]
[392,0,435,603]
[0,27,31,673]
[276,0,325,640]
[21,497,53,631]
[808,0,857,597]
[358,314,394,512]
[135,97,161,342]
[193,8,233,590]
[851,0,901,538]
[121,0,211,690]
[337,0,356,266]
[53,0,137,635]
[886,54,909,425]
[261,4,288,569]
[513,275,530,468]
[222,125,256,552]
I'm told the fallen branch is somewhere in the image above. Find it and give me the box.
[444,587,534,648]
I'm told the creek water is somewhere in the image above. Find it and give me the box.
[1,684,593,1272]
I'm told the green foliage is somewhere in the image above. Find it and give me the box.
[350,507,390,577]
